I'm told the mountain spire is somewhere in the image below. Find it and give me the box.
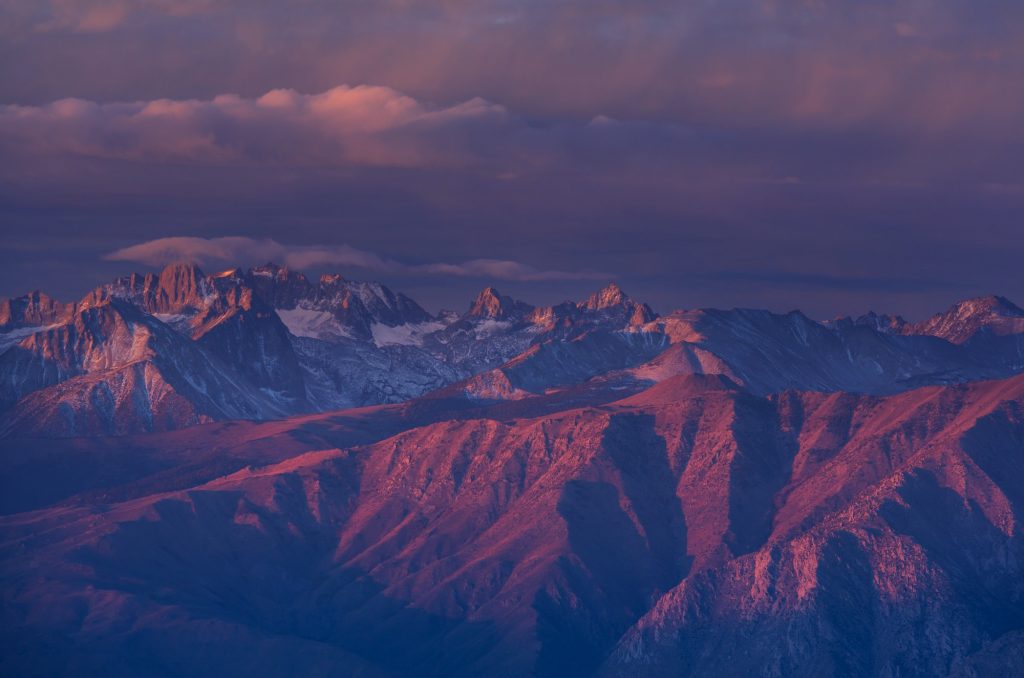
[466,287,533,320]
[581,282,627,311]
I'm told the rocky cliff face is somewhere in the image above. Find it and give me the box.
[0,297,294,435]
[0,290,70,331]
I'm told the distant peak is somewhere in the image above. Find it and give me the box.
[478,286,501,300]
[0,289,70,330]
[466,286,531,320]
[949,295,1024,317]
[251,261,281,272]
[159,260,205,279]
[24,290,57,303]
[910,294,1024,344]
[850,311,909,333]
[319,273,348,286]
[157,262,205,299]
[250,262,303,280]
[581,282,627,310]
[468,287,506,318]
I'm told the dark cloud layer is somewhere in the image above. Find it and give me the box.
[1,1,1022,317]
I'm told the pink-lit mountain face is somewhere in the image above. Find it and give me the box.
[1,265,1024,676]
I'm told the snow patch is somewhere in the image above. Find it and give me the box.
[0,323,61,352]
[474,319,513,336]
[153,313,193,333]
[278,308,353,340]
[371,320,445,347]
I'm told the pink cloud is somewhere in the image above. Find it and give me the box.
[0,85,510,168]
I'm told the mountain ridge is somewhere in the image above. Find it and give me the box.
[1,262,1023,437]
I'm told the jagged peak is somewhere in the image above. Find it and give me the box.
[318,272,348,286]
[250,262,280,275]
[0,290,70,329]
[466,286,531,320]
[467,287,506,318]
[2,290,60,306]
[159,261,205,279]
[945,294,1024,318]
[577,282,657,324]
[476,286,502,301]
[249,262,302,280]
[156,261,206,302]
[843,311,909,334]
[907,294,1024,344]
[248,262,311,287]
[580,282,628,311]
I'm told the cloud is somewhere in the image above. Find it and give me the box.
[104,237,608,281]
[0,85,512,168]
[3,2,1023,319]
[19,0,219,33]
[4,0,1024,136]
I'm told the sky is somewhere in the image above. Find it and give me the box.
[1,0,1023,319]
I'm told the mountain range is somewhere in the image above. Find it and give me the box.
[2,264,1024,676]
[1,261,1022,437]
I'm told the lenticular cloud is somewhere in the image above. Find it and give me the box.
[105,236,607,281]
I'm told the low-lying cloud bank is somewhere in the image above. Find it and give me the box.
[105,236,608,282]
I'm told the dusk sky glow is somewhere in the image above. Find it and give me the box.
[2,0,1023,318]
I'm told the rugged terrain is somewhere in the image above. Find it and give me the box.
[1,267,1023,676]
[2,262,1022,436]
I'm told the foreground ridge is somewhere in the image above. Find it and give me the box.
[2,373,1023,675]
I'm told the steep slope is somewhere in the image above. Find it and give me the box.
[0,262,451,434]
[603,375,1024,677]
[97,262,308,405]
[465,286,535,321]
[291,336,462,409]
[246,263,435,341]
[239,263,454,409]
[3,374,1022,676]
[0,298,291,435]
[0,291,72,352]
[0,290,71,331]
[909,295,1024,344]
